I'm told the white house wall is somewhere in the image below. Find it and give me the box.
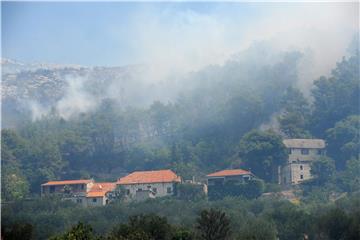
[86,197,105,207]
[121,182,175,199]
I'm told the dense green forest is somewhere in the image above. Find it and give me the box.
[2,194,360,239]
[1,47,359,239]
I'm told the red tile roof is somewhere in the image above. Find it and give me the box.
[207,169,252,178]
[117,169,181,185]
[41,179,93,186]
[86,182,116,198]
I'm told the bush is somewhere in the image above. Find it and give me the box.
[177,183,206,201]
[208,178,265,200]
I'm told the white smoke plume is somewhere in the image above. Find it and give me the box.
[56,76,99,119]
[127,2,358,89]
[13,2,360,121]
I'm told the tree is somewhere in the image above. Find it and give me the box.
[177,183,206,202]
[1,164,29,201]
[110,214,172,240]
[315,208,351,240]
[268,202,312,240]
[310,156,336,185]
[208,178,265,201]
[239,130,287,182]
[196,209,231,240]
[278,87,311,138]
[2,222,34,240]
[171,228,194,240]
[310,54,360,137]
[338,157,360,192]
[326,115,360,169]
[50,222,97,240]
[237,217,277,240]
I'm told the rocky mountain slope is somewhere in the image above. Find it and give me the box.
[2,58,176,127]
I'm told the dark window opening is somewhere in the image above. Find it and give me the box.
[300,175,304,179]
[301,149,309,155]
[167,187,172,193]
[300,165,303,170]
[50,186,55,193]
[92,198,97,202]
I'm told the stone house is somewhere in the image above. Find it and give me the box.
[41,179,94,197]
[280,139,326,185]
[207,169,255,186]
[116,169,181,201]
[41,180,116,206]
[206,169,256,200]
[84,182,117,206]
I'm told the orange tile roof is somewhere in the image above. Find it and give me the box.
[41,179,93,186]
[86,191,107,197]
[207,169,252,178]
[86,182,116,198]
[117,169,181,185]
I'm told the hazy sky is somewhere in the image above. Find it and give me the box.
[2,2,358,67]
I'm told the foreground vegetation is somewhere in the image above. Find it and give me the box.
[2,193,360,240]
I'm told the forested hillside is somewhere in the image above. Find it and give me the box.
[2,46,359,199]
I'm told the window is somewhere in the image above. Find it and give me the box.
[138,188,142,191]
[300,165,303,170]
[126,189,130,195]
[300,175,304,179]
[288,148,292,154]
[167,187,172,194]
[317,149,322,155]
[50,186,55,193]
[81,184,85,190]
[153,187,157,193]
[76,198,82,203]
[92,198,97,203]
[301,149,309,155]
[147,185,152,189]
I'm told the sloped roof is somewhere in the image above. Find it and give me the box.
[207,169,252,178]
[283,139,325,149]
[86,182,116,198]
[117,169,181,185]
[41,179,93,186]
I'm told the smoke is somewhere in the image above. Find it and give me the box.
[28,100,50,121]
[56,76,99,119]
[28,75,99,120]
[127,2,358,89]
[18,2,360,121]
